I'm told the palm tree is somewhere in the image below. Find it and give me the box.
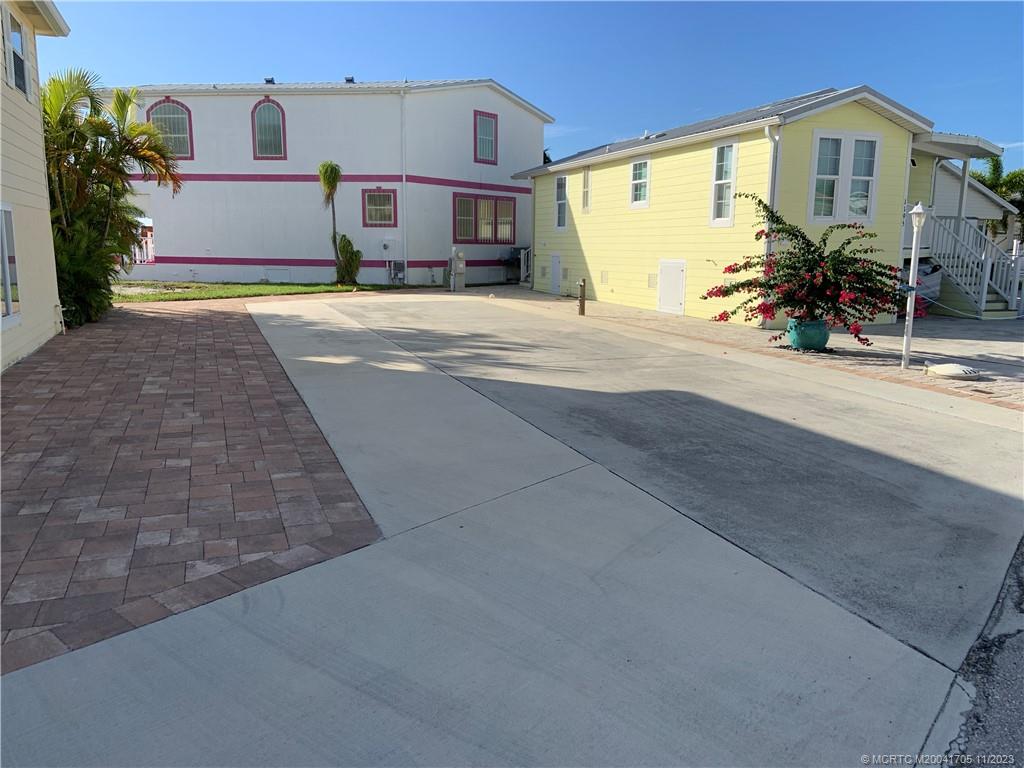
[41,68,182,324]
[96,86,182,242]
[970,156,1024,238]
[318,161,342,257]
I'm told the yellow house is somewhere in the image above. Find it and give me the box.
[515,86,1019,322]
[1,0,69,370]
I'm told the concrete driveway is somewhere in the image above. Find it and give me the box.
[3,291,1020,766]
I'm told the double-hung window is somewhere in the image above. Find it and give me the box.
[474,110,498,164]
[848,140,876,217]
[362,188,397,227]
[1,206,20,321]
[453,193,515,244]
[711,142,737,226]
[555,176,568,228]
[4,12,26,96]
[630,159,649,208]
[582,167,592,213]
[810,132,880,222]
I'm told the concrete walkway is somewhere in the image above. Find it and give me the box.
[3,292,1020,766]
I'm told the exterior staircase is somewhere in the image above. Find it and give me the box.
[919,212,1022,320]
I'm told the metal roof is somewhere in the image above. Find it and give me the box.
[515,85,937,178]
[937,160,1019,214]
[110,79,554,123]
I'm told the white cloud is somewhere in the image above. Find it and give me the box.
[545,125,587,139]
[997,141,1024,149]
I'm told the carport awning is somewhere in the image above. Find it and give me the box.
[912,132,1003,159]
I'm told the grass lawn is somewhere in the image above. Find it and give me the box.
[113,281,408,303]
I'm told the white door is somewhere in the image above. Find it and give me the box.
[550,254,561,294]
[657,259,686,314]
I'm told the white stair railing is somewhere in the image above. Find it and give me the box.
[929,215,987,312]
[933,216,1019,310]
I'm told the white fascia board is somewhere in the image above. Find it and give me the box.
[31,0,69,36]
[780,89,934,134]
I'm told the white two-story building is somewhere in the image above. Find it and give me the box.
[118,78,552,286]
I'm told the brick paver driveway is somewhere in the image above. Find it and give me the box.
[1,298,380,672]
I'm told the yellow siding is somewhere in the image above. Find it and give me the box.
[532,130,772,319]
[774,101,912,270]
[907,152,935,207]
[1,1,62,369]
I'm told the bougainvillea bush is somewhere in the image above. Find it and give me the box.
[700,193,902,346]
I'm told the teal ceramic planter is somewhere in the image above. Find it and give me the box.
[787,318,830,351]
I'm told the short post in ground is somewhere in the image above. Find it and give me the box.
[901,202,928,370]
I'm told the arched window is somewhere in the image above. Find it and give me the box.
[146,98,193,160]
[252,98,286,160]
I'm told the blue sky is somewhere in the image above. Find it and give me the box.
[39,2,1024,171]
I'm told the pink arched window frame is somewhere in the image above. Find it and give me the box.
[145,97,195,161]
[251,97,287,161]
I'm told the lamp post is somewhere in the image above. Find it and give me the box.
[901,202,928,369]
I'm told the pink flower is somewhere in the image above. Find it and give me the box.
[713,311,731,322]
[839,290,857,304]
[849,321,863,336]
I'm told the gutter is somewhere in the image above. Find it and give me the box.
[32,0,69,36]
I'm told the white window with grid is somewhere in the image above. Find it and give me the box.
[364,190,395,227]
[630,159,649,208]
[496,199,515,243]
[809,131,881,223]
[149,102,192,158]
[253,101,284,158]
[475,111,497,163]
[582,167,591,213]
[477,198,495,242]
[455,196,475,241]
[555,176,567,228]
[710,141,737,226]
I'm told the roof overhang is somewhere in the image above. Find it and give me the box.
[778,86,934,134]
[15,1,69,36]
[105,79,554,124]
[513,117,781,179]
[913,132,1003,160]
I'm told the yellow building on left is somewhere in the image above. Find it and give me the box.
[1,0,68,370]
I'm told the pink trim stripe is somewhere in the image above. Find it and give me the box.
[407,175,528,195]
[151,255,507,269]
[129,172,530,194]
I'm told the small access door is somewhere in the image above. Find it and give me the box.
[550,254,561,294]
[657,259,686,314]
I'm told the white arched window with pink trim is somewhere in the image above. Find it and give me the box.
[251,97,286,160]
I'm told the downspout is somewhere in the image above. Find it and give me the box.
[400,83,409,269]
[762,124,781,329]
[764,123,781,214]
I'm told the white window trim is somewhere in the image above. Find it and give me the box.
[582,166,591,213]
[2,7,30,101]
[630,157,651,209]
[807,129,882,225]
[555,175,568,229]
[1,202,21,329]
[709,138,738,228]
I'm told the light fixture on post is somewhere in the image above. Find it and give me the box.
[901,202,928,369]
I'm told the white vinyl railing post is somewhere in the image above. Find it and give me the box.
[1013,240,1022,313]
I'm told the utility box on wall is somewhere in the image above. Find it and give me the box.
[449,248,466,292]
